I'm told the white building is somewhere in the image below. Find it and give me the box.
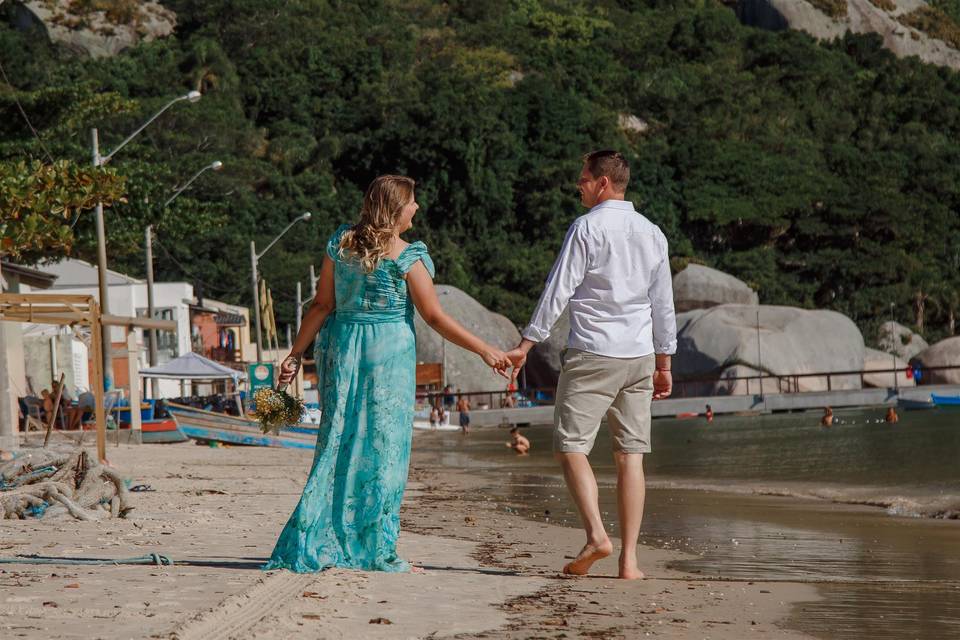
[39,258,255,398]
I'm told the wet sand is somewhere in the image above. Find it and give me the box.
[0,441,815,639]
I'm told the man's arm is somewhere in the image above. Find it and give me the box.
[509,223,590,373]
[649,231,677,399]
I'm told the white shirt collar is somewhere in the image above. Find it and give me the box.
[587,199,635,214]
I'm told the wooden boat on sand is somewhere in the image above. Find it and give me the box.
[139,418,189,444]
[167,403,317,449]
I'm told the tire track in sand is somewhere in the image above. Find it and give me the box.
[169,570,314,640]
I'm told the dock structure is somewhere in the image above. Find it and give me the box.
[453,384,960,427]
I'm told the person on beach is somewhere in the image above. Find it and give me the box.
[456,392,471,434]
[704,404,714,423]
[885,407,899,423]
[506,150,677,580]
[265,175,512,573]
[506,427,531,455]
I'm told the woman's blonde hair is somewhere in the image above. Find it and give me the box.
[339,175,415,273]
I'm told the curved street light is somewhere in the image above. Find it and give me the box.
[163,160,223,207]
[145,159,224,397]
[92,89,202,390]
[251,212,312,361]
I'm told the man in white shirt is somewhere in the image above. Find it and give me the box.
[508,149,676,580]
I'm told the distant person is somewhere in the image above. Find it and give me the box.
[885,407,899,424]
[456,393,471,434]
[505,427,530,455]
[821,406,834,428]
[437,404,449,427]
[704,404,714,423]
[442,384,455,411]
[40,389,54,423]
[429,405,440,429]
[67,389,96,430]
[505,149,677,580]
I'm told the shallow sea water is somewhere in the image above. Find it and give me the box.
[413,407,960,639]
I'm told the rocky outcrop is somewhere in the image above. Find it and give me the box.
[675,304,865,394]
[911,336,960,384]
[672,263,759,313]
[877,321,928,361]
[863,347,913,388]
[734,0,960,71]
[6,0,176,58]
[413,285,520,395]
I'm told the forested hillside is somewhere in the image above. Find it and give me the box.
[3,0,959,343]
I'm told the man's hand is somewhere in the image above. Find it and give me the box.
[652,368,672,400]
[506,338,536,382]
[278,354,302,385]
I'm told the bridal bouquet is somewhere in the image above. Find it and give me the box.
[253,385,305,434]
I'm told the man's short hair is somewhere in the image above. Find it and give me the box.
[582,149,629,192]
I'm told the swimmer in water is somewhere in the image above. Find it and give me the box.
[821,406,834,428]
[885,406,899,423]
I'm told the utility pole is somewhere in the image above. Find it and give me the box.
[145,225,159,398]
[295,281,303,335]
[250,241,264,362]
[92,128,114,391]
[309,264,318,297]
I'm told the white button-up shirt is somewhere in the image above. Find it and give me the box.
[522,199,677,358]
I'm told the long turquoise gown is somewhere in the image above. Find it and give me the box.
[264,224,434,573]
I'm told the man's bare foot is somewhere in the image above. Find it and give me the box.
[562,538,613,575]
[618,566,645,580]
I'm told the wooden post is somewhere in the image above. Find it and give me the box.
[43,372,66,448]
[126,331,142,444]
[90,301,107,462]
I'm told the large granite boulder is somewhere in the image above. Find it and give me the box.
[672,264,758,313]
[7,1,176,59]
[735,0,960,72]
[413,285,520,396]
[877,321,928,361]
[863,347,914,388]
[675,304,865,394]
[911,337,960,385]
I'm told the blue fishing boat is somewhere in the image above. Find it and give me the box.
[140,418,189,444]
[167,403,317,450]
[931,394,960,407]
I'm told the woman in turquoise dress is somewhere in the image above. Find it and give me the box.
[264,175,512,573]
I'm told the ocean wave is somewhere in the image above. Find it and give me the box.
[645,477,960,520]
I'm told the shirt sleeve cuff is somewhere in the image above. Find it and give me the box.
[521,326,548,343]
[654,339,677,355]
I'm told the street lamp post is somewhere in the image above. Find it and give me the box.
[92,89,201,390]
[144,159,223,397]
[250,212,312,362]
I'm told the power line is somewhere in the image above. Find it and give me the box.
[0,59,55,164]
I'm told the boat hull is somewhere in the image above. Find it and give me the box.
[167,403,316,450]
[931,394,960,407]
[140,418,189,444]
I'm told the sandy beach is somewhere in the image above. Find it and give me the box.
[0,439,817,639]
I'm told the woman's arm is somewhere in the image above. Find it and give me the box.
[406,260,511,376]
[277,255,336,384]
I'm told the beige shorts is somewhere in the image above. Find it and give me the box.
[554,349,655,455]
